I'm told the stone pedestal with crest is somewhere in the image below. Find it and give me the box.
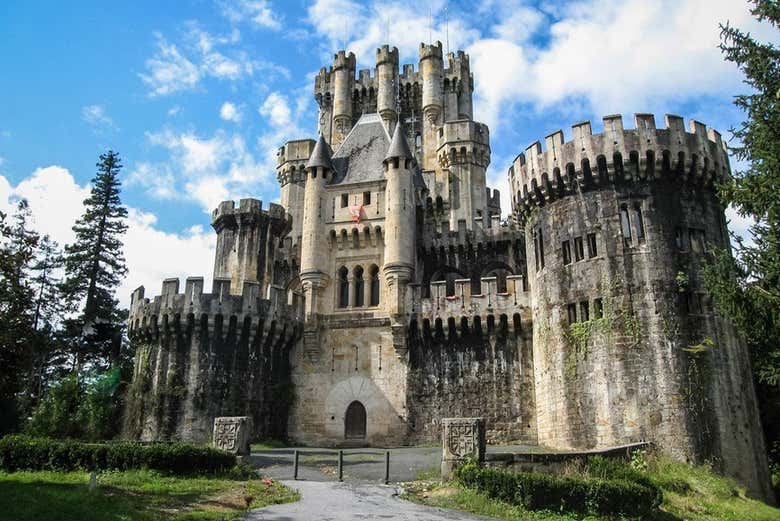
[441,417,486,480]
[213,416,252,456]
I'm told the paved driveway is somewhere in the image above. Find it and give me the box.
[245,480,490,521]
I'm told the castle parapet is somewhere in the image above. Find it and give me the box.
[408,275,530,338]
[508,114,730,222]
[437,119,490,168]
[128,276,303,344]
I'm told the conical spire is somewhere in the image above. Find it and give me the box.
[306,134,333,171]
[384,123,414,164]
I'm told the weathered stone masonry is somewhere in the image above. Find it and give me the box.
[123,43,772,500]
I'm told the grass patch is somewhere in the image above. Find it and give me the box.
[403,453,780,521]
[0,469,299,521]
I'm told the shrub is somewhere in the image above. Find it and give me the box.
[0,435,236,474]
[455,462,662,517]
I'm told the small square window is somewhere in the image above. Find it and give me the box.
[562,241,572,265]
[340,193,349,208]
[567,303,577,325]
[363,191,371,205]
[587,233,597,258]
[574,237,584,261]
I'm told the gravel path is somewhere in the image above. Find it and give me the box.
[245,480,490,521]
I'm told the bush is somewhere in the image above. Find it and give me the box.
[0,435,236,474]
[455,462,662,517]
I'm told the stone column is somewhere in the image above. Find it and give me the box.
[441,417,486,480]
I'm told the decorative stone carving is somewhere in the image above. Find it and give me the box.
[441,417,486,480]
[213,416,252,456]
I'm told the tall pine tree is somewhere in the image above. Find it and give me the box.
[705,0,780,491]
[61,150,128,373]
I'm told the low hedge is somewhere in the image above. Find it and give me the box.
[455,462,662,517]
[0,435,236,474]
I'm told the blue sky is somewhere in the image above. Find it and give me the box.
[0,0,774,304]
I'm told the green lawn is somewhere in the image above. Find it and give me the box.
[0,469,299,521]
[403,455,780,521]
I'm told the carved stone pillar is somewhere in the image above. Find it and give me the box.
[441,417,486,480]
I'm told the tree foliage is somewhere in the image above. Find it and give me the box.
[61,150,129,371]
[705,0,780,485]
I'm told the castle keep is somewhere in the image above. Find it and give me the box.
[123,42,771,498]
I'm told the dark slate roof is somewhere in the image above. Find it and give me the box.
[385,121,414,162]
[330,113,391,185]
[306,134,333,170]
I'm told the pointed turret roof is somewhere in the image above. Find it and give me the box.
[306,134,333,170]
[384,123,414,163]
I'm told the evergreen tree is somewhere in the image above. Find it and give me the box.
[61,150,128,372]
[0,200,39,433]
[705,0,780,490]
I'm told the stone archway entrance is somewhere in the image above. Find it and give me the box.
[344,401,366,440]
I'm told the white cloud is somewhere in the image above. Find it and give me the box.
[0,166,215,308]
[219,0,283,30]
[81,104,117,132]
[0,156,5,167]
[140,26,288,97]
[167,106,182,117]
[220,101,242,122]
[468,0,777,131]
[140,34,201,96]
[130,125,285,212]
[306,0,480,65]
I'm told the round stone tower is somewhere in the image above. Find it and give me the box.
[376,45,399,132]
[331,50,356,147]
[509,113,771,500]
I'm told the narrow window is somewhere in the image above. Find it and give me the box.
[567,303,578,325]
[354,266,365,307]
[587,233,597,258]
[594,298,604,319]
[533,231,540,272]
[633,203,645,242]
[690,228,705,253]
[562,240,572,265]
[675,227,685,250]
[363,191,371,205]
[538,228,545,269]
[369,265,380,306]
[338,267,349,308]
[620,204,632,246]
[446,274,455,297]
[574,237,584,261]
[580,300,590,322]
[341,193,349,208]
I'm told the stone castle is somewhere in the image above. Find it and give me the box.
[123,42,771,498]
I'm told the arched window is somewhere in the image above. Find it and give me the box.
[354,266,364,307]
[633,203,645,242]
[338,266,349,308]
[369,265,380,306]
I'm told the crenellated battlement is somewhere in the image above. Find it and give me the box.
[376,44,398,66]
[419,213,515,251]
[277,139,315,187]
[211,198,286,232]
[333,50,356,71]
[437,119,491,167]
[128,276,303,344]
[509,113,731,220]
[419,41,443,61]
[408,275,530,338]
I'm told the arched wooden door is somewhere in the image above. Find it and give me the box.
[344,401,366,439]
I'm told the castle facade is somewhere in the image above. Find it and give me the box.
[123,42,771,499]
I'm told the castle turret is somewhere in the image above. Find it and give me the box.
[376,45,399,132]
[211,198,288,296]
[277,139,316,247]
[437,119,491,229]
[383,124,416,344]
[419,41,444,170]
[447,51,473,120]
[314,68,333,143]
[332,51,356,147]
